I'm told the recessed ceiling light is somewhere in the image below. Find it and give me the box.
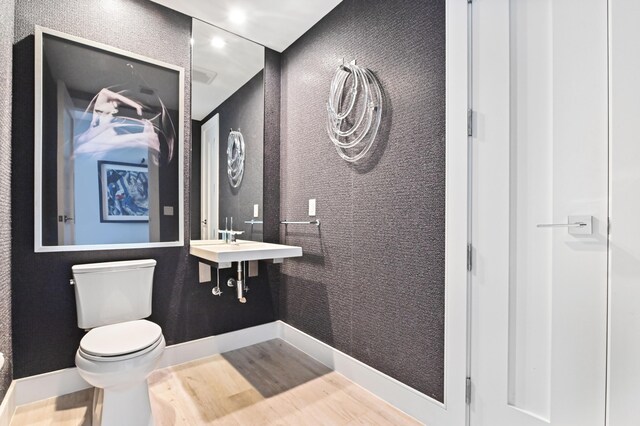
[211,36,226,49]
[190,38,194,46]
[228,8,247,24]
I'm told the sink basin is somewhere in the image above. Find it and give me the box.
[226,243,264,250]
[190,239,302,264]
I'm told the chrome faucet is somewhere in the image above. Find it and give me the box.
[229,217,237,243]
[219,217,243,243]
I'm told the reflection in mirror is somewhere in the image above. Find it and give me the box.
[35,28,184,251]
[191,19,265,242]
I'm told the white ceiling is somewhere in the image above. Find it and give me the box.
[191,20,264,120]
[150,0,343,52]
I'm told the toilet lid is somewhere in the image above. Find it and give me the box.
[80,320,162,357]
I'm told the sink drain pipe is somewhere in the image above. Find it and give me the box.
[236,262,246,303]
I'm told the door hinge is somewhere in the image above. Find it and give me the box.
[467,109,473,136]
[468,0,472,4]
[466,377,472,404]
[467,244,473,272]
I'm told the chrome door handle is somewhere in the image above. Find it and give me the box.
[536,223,586,228]
[537,215,593,235]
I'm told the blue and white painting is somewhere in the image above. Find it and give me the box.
[98,161,149,222]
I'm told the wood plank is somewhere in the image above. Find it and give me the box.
[11,388,93,426]
[10,339,420,426]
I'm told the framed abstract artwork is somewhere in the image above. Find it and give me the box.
[98,161,149,223]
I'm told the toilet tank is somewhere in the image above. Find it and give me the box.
[72,259,156,329]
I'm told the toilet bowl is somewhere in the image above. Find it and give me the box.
[75,320,165,426]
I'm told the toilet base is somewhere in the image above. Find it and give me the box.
[92,381,154,426]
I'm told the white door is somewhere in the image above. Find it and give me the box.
[56,81,75,245]
[470,1,608,425]
[201,114,219,239]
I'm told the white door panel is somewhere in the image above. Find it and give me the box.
[57,80,75,245]
[201,114,219,240]
[471,0,608,425]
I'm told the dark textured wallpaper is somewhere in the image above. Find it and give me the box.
[279,0,446,400]
[0,0,14,401]
[11,0,277,379]
[215,71,265,241]
[193,71,265,241]
[263,48,281,247]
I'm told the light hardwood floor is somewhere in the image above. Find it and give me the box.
[10,339,420,425]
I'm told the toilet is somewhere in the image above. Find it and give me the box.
[72,259,165,426]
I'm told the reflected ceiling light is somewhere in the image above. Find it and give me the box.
[190,38,194,46]
[211,36,226,49]
[228,8,247,24]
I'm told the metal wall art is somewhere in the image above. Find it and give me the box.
[227,128,245,188]
[326,59,383,163]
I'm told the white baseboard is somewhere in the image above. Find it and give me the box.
[158,321,279,369]
[4,320,434,424]
[278,321,440,425]
[14,367,88,407]
[0,382,15,426]
[11,322,279,408]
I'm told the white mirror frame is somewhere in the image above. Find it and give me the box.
[34,26,185,252]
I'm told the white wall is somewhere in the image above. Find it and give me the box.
[73,115,149,245]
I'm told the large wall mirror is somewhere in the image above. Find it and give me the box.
[34,27,185,252]
[191,19,265,242]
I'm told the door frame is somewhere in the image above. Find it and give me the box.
[201,113,219,240]
[418,0,470,424]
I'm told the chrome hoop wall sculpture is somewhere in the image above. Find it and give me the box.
[326,60,383,163]
[227,129,245,188]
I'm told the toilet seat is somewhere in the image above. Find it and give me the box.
[79,320,163,362]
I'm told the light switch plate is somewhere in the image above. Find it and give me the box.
[254,204,259,218]
[309,199,316,216]
[163,206,174,216]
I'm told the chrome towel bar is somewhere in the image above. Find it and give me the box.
[280,219,320,226]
